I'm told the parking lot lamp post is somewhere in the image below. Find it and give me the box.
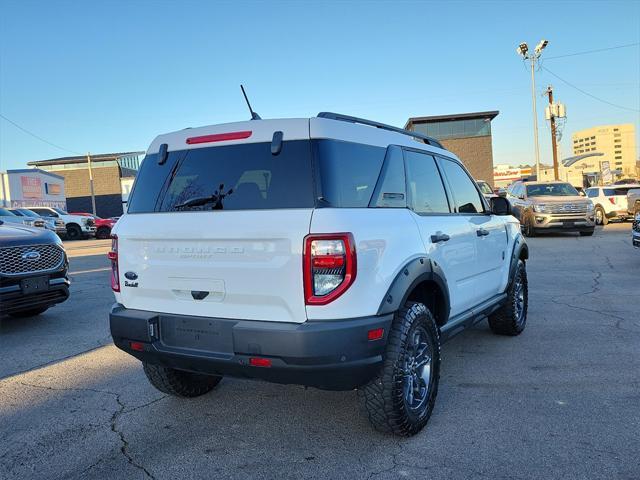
[517,40,549,180]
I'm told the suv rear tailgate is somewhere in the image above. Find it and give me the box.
[115,210,312,323]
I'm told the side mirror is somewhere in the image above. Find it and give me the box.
[490,196,511,215]
[578,191,586,196]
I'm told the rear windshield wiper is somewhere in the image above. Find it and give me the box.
[174,184,233,210]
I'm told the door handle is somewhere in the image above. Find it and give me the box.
[476,228,490,237]
[431,233,450,243]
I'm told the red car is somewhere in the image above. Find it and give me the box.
[70,213,116,239]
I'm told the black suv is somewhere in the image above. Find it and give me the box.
[0,220,70,317]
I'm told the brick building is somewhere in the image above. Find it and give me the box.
[405,111,499,187]
[27,152,143,218]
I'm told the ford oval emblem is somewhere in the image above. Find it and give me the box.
[22,251,41,261]
[124,271,138,280]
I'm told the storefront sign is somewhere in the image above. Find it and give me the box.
[21,176,42,199]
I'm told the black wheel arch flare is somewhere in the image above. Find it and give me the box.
[377,256,451,325]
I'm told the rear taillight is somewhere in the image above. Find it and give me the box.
[108,234,120,292]
[608,197,616,205]
[303,233,356,305]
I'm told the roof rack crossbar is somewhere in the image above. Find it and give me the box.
[317,112,444,149]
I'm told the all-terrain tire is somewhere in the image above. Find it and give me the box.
[488,259,528,336]
[9,306,49,318]
[358,302,441,436]
[142,362,222,397]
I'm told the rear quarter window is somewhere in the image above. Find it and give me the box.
[314,140,386,208]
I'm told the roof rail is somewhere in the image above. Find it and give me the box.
[317,112,444,149]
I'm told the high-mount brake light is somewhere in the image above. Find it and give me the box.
[108,234,120,292]
[303,233,356,305]
[186,131,252,145]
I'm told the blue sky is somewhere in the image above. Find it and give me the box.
[1,0,638,170]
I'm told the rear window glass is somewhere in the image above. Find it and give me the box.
[128,141,314,213]
[314,140,386,208]
[603,187,631,196]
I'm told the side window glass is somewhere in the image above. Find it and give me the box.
[404,150,450,214]
[370,146,406,208]
[586,189,597,198]
[513,184,522,198]
[439,158,485,214]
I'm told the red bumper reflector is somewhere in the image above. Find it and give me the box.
[249,357,272,368]
[367,328,384,341]
[186,130,252,145]
[130,341,145,352]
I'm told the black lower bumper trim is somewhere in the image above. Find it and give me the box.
[110,305,393,390]
[0,281,69,314]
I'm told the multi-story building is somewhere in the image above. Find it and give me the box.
[27,152,143,218]
[563,124,637,185]
[405,111,499,186]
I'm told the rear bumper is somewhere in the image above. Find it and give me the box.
[110,304,393,390]
[606,210,630,219]
[0,277,70,314]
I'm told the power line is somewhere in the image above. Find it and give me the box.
[544,42,640,60]
[540,66,640,113]
[0,113,81,155]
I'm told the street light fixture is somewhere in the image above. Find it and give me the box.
[517,39,549,179]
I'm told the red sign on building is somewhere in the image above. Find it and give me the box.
[21,176,42,199]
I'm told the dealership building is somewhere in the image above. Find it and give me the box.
[27,152,144,218]
[405,111,499,186]
[0,169,67,209]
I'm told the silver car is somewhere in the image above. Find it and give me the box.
[0,207,46,229]
[9,208,66,235]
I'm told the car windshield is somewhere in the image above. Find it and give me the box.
[0,207,17,216]
[526,183,578,197]
[52,208,68,215]
[477,181,493,195]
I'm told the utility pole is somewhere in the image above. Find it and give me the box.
[87,152,97,215]
[546,86,559,180]
[517,40,549,180]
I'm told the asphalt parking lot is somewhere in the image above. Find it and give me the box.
[1,225,638,480]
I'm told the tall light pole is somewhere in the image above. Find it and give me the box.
[517,40,549,179]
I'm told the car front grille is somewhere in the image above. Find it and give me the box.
[0,244,65,276]
[544,203,588,214]
[633,219,640,233]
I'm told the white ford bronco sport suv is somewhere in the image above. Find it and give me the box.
[109,113,529,436]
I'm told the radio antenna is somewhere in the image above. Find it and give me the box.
[240,85,261,120]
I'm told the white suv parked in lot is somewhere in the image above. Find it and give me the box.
[586,185,640,225]
[109,113,529,436]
